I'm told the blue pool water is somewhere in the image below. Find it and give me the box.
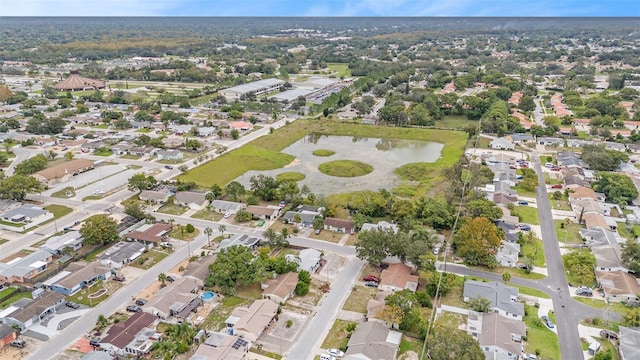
[200,291,215,300]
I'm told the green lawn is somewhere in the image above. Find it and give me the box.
[318,160,373,177]
[521,237,546,267]
[66,284,111,307]
[573,297,630,314]
[93,149,113,157]
[554,220,584,244]
[524,304,560,359]
[512,206,539,225]
[135,128,152,133]
[398,336,424,357]
[157,203,187,215]
[120,154,141,160]
[51,187,76,198]
[514,184,537,198]
[312,149,335,157]
[0,291,32,309]
[130,249,170,270]
[45,204,73,218]
[434,115,478,129]
[276,172,306,182]
[0,239,8,245]
[191,209,223,222]
[0,287,17,300]
[326,63,351,77]
[169,225,200,241]
[321,319,356,351]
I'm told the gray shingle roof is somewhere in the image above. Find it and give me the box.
[463,280,524,317]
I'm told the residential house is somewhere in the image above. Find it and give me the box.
[110,143,132,155]
[343,321,402,360]
[81,352,115,360]
[493,192,517,206]
[366,291,393,326]
[99,241,147,269]
[0,205,54,230]
[361,221,399,233]
[596,270,640,304]
[285,248,322,274]
[468,312,526,360]
[138,189,171,204]
[490,137,515,151]
[190,332,250,360]
[261,272,298,304]
[583,212,610,230]
[498,205,520,226]
[40,231,83,255]
[591,245,627,273]
[245,205,281,220]
[537,137,564,147]
[0,324,17,348]
[496,241,520,268]
[604,141,626,152]
[99,312,158,357]
[156,149,183,161]
[580,227,619,248]
[323,217,355,234]
[210,200,246,215]
[379,263,419,293]
[619,326,640,360]
[50,261,112,295]
[125,223,172,246]
[129,146,158,157]
[34,136,56,147]
[162,136,184,148]
[143,277,203,319]
[282,210,320,227]
[197,127,217,137]
[463,280,524,320]
[567,139,590,148]
[214,234,261,254]
[508,133,533,144]
[0,250,53,284]
[0,291,65,331]
[175,191,208,210]
[225,299,278,342]
[32,159,94,185]
[568,186,597,201]
[229,121,254,131]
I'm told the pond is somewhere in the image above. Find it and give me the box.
[235,135,443,195]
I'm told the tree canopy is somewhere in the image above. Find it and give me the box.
[581,144,629,171]
[593,172,638,205]
[80,214,120,245]
[453,217,502,267]
[205,245,265,295]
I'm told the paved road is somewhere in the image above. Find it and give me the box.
[533,98,545,126]
[4,145,36,176]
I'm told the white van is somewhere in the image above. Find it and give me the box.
[544,162,554,168]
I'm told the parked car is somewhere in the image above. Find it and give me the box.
[551,184,563,189]
[66,301,80,309]
[327,348,345,358]
[518,264,532,271]
[551,167,561,171]
[363,275,380,283]
[576,286,593,297]
[90,338,101,347]
[541,315,555,329]
[278,201,287,208]
[545,162,554,168]
[519,224,531,231]
[126,305,142,313]
[518,200,529,205]
[257,220,265,227]
[166,275,176,282]
[112,274,125,282]
[223,212,232,219]
[364,281,379,288]
[315,228,321,235]
[320,355,336,360]
[135,298,148,306]
[600,330,618,340]
[164,165,174,170]
[10,339,26,348]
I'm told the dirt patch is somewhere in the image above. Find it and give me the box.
[283,158,301,168]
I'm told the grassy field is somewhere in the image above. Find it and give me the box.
[202,296,250,331]
[157,203,187,215]
[312,149,335,157]
[554,220,584,244]
[191,210,223,222]
[398,336,424,357]
[521,237,546,267]
[0,291,32,309]
[180,120,467,194]
[514,184,537,198]
[434,115,478,129]
[276,172,306,182]
[342,286,378,313]
[318,160,373,177]
[130,249,169,270]
[326,63,351,77]
[512,205,539,225]
[524,305,560,359]
[169,225,199,241]
[573,297,630,314]
[51,187,76,198]
[321,319,356,350]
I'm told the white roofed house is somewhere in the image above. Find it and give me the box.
[246,205,281,220]
[490,137,515,151]
[495,241,520,268]
[225,299,278,342]
[467,312,526,360]
[175,191,208,210]
[0,250,53,284]
[40,231,83,255]
[99,241,147,269]
[285,248,322,274]
[463,280,524,320]
[143,277,203,319]
[0,205,54,231]
[210,200,246,214]
[156,149,183,161]
[361,221,399,233]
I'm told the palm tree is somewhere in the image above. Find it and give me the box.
[158,272,167,287]
[95,314,108,331]
[204,227,213,247]
[218,224,226,238]
[502,271,512,284]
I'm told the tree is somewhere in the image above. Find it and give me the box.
[621,241,640,274]
[14,154,47,175]
[230,129,239,140]
[80,214,119,245]
[224,181,245,201]
[582,144,629,171]
[593,172,639,205]
[0,84,13,103]
[295,281,309,296]
[623,308,640,327]
[519,95,536,112]
[427,326,484,360]
[298,270,311,284]
[263,228,289,251]
[185,139,202,151]
[209,184,223,199]
[204,227,213,247]
[95,314,109,331]
[185,224,195,233]
[415,197,453,230]
[0,175,41,200]
[205,245,265,295]
[218,224,226,238]
[563,249,596,285]
[453,217,502,267]
[124,203,147,221]
[235,210,252,222]
[469,296,492,312]
[158,273,167,287]
[64,151,74,161]
[128,173,157,193]
[502,271,512,284]
[354,227,396,266]
[465,199,502,221]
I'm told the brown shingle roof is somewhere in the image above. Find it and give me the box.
[34,159,93,181]
[380,263,419,292]
[323,217,354,229]
[262,272,298,300]
[54,71,105,91]
[101,312,156,350]
[8,292,65,322]
[126,223,171,243]
[569,186,597,200]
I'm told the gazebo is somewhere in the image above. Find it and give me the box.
[54,70,105,91]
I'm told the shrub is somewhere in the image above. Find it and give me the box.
[185,224,195,233]
[295,281,309,296]
[285,319,293,328]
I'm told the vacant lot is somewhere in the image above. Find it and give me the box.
[342,286,378,313]
[321,319,356,350]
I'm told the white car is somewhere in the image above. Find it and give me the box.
[223,212,231,219]
[327,349,344,358]
[320,355,336,360]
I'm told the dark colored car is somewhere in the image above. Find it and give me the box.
[135,298,148,306]
[600,330,618,340]
[66,301,80,309]
[551,184,563,189]
[519,224,531,231]
[363,275,380,283]
[541,315,554,329]
[165,165,174,170]
[518,201,529,205]
[364,281,379,288]
[166,275,176,282]
[126,305,142,313]
[90,338,101,347]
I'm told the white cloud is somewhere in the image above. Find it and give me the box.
[0,0,181,16]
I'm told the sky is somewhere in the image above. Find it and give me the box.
[0,0,638,17]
